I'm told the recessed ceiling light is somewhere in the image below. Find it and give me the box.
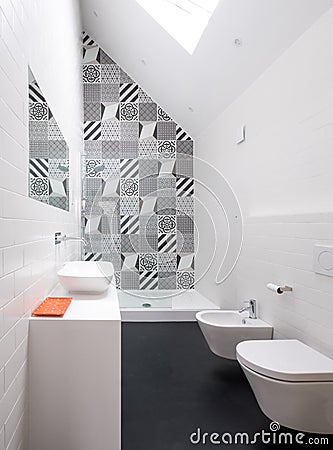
[188,106,194,112]
[234,38,242,47]
[136,0,220,55]
[93,10,98,18]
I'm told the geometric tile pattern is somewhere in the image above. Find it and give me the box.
[28,68,69,210]
[82,32,194,289]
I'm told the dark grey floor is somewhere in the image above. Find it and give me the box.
[122,323,331,449]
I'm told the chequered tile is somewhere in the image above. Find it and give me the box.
[156,122,176,140]
[156,197,176,215]
[49,159,68,179]
[85,141,102,158]
[120,122,139,140]
[85,178,103,197]
[175,158,193,177]
[120,197,139,215]
[102,252,121,271]
[176,140,193,156]
[138,234,158,252]
[139,215,157,235]
[139,103,157,121]
[138,141,158,159]
[84,103,101,121]
[101,64,120,83]
[49,197,68,209]
[158,272,176,289]
[80,34,194,289]
[177,215,194,233]
[138,87,153,103]
[102,235,121,252]
[139,176,157,197]
[98,48,115,64]
[85,234,102,252]
[101,84,119,102]
[30,141,48,158]
[101,159,120,179]
[102,140,120,158]
[120,141,139,159]
[176,197,194,216]
[29,122,48,141]
[121,234,139,252]
[158,253,177,272]
[48,118,64,140]
[177,233,194,253]
[48,140,68,159]
[139,159,159,178]
[121,271,139,290]
[101,121,120,140]
[157,176,176,197]
[29,69,69,211]
[84,84,101,102]
[120,69,134,84]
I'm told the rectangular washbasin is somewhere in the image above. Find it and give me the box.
[57,261,114,294]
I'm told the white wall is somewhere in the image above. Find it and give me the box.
[197,7,333,357]
[0,1,82,448]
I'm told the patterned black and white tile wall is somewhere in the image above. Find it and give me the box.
[28,69,69,210]
[82,32,194,290]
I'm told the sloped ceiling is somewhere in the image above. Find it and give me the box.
[80,0,333,137]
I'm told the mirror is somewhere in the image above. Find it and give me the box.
[28,67,69,210]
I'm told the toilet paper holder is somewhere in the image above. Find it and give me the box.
[267,283,293,294]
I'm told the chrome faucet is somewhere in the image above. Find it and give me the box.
[55,233,87,246]
[239,299,257,319]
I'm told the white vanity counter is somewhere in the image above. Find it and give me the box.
[29,284,121,450]
[30,283,121,321]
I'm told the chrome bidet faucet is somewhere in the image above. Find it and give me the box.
[239,299,257,319]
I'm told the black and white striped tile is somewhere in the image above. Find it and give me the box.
[119,83,138,102]
[84,121,101,140]
[120,215,139,234]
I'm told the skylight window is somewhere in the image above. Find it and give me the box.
[136,0,219,54]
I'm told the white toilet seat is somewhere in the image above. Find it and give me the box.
[236,339,333,382]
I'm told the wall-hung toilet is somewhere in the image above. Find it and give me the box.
[236,339,333,434]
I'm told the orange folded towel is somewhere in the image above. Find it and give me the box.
[32,297,72,317]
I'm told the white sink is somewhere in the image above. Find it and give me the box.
[196,310,273,359]
[57,261,114,294]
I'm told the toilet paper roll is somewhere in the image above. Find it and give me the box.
[267,283,284,294]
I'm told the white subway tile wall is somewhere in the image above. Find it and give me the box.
[237,213,333,358]
[0,1,82,449]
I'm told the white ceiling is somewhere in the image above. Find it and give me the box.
[80,0,333,137]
